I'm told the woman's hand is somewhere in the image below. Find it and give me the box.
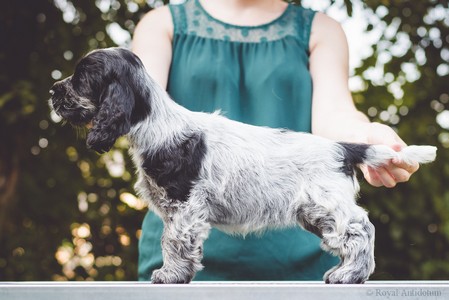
[308,14,419,188]
[359,122,420,188]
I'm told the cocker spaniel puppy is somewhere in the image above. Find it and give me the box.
[49,48,436,284]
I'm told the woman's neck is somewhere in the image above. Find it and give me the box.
[209,0,280,9]
[198,0,288,27]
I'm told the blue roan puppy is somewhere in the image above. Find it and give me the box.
[50,47,437,284]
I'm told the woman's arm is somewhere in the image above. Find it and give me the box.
[132,6,173,89]
[309,13,419,187]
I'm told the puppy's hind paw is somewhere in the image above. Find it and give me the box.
[324,267,368,284]
[151,268,192,284]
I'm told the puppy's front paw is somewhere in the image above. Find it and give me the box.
[151,268,192,284]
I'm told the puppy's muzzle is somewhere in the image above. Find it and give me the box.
[49,79,72,114]
[50,80,66,99]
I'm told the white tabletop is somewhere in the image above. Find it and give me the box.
[1,281,448,300]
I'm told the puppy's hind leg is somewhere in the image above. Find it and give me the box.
[297,193,375,284]
[151,200,211,284]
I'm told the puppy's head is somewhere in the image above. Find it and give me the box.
[50,48,147,153]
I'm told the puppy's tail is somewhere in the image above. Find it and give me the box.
[338,142,437,170]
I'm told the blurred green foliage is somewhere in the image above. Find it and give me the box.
[353,0,449,280]
[0,0,448,281]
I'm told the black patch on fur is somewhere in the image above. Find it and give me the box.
[337,142,370,177]
[279,128,292,133]
[298,214,323,238]
[142,132,207,202]
[297,200,336,239]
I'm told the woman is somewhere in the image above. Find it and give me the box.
[132,0,419,281]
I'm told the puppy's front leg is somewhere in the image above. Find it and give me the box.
[151,204,210,284]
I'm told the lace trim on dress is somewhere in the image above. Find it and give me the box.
[169,0,316,45]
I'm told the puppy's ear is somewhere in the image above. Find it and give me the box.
[86,80,134,153]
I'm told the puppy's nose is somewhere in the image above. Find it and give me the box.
[50,81,64,96]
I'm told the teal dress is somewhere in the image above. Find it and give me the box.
[138,0,339,281]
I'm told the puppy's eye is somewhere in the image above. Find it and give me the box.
[63,103,76,109]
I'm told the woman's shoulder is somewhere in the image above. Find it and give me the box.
[134,5,173,38]
[311,12,344,33]
[309,12,347,52]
